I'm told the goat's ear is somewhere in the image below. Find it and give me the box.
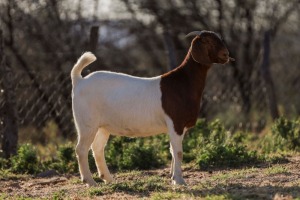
[190,37,211,64]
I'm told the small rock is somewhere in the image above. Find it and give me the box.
[9,182,21,189]
[36,170,59,178]
[274,193,293,200]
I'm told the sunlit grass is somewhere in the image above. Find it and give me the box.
[265,165,289,175]
[211,167,259,182]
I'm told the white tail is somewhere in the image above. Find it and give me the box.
[71,52,96,86]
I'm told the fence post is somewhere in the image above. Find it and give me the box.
[89,25,99,53]
[0,29,18,158]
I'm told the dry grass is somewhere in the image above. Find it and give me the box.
[1,157,300,200]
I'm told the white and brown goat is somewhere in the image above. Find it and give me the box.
[71,31,233,186]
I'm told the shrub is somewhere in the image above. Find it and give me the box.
[105,136,166,170]
[197,144,260,169]
[183,119,262,169]
[0,157,10,169]
[119,141,163,170]
[272,117,300,150]
[55,144,78,173]
[45,143,96,174]
[260,118,300,153]
[183,119,210,162]
[11,144,39,174]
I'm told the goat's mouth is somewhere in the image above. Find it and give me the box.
[218,57,235,64]
[218,58,230,64]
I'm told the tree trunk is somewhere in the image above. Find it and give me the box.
[260,30,279,120]
[163,29,177,71]
[0,30,18,158]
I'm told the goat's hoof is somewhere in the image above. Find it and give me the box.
[104,176,114,184]
[100,174,114,184]
[83,179,98,187]
[87,181,98,187]
[104,178,114,184]
[172,177,187,185]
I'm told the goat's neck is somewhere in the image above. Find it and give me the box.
[160,52,212,134]
[177,52,211,99]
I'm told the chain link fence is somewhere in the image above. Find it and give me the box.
[0,51,299,157]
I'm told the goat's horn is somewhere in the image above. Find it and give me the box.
[186,31,204,37]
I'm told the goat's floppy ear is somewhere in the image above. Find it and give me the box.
[190,37,211,64]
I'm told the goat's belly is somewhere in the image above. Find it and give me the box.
[105,127,166,137]
[103,122,167,137]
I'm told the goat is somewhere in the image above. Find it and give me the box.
[71,30,233,186]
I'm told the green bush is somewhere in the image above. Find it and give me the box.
[197,144,260,169]
[183,119,262,169]
[0,157,10,169]
[55,144,78,173]
[183,119,228,162]
[119,141,163,170]
[272,117,300,150]
[11,144,39,174]
[7,118,298,174]
[45,143,96,174]
[105,136,166,170]
[260,118,300,153]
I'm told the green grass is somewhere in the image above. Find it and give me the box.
[0,169,30,180]
[211,167,259,181]
[0,194,34,200]
[0,194,8,200]
[52,189,66,200]
[88,174,168,197]
[2,164,300,199]
[265,165,289,175]
[151,191,190,200]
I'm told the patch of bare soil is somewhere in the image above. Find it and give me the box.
[1,157,300,199]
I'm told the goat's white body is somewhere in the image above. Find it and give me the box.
[73,71,168,137]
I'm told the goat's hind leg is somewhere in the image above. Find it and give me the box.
[91,128,113,184]
[75,126,98,186]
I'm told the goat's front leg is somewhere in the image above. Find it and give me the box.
[170,146,174,176]
[166,120,186,185]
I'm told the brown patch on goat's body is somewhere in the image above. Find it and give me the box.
[161,31,230,135]
[160,52,210,135]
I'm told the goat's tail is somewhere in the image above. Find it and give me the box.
[71,52,96,86]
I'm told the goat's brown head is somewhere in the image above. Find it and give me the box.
[186,31,234,65]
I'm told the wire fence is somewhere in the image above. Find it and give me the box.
[0,70,74,134]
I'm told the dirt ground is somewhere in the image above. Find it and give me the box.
[1,157,300,199]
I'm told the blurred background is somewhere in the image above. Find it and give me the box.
[0,0,299,158]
